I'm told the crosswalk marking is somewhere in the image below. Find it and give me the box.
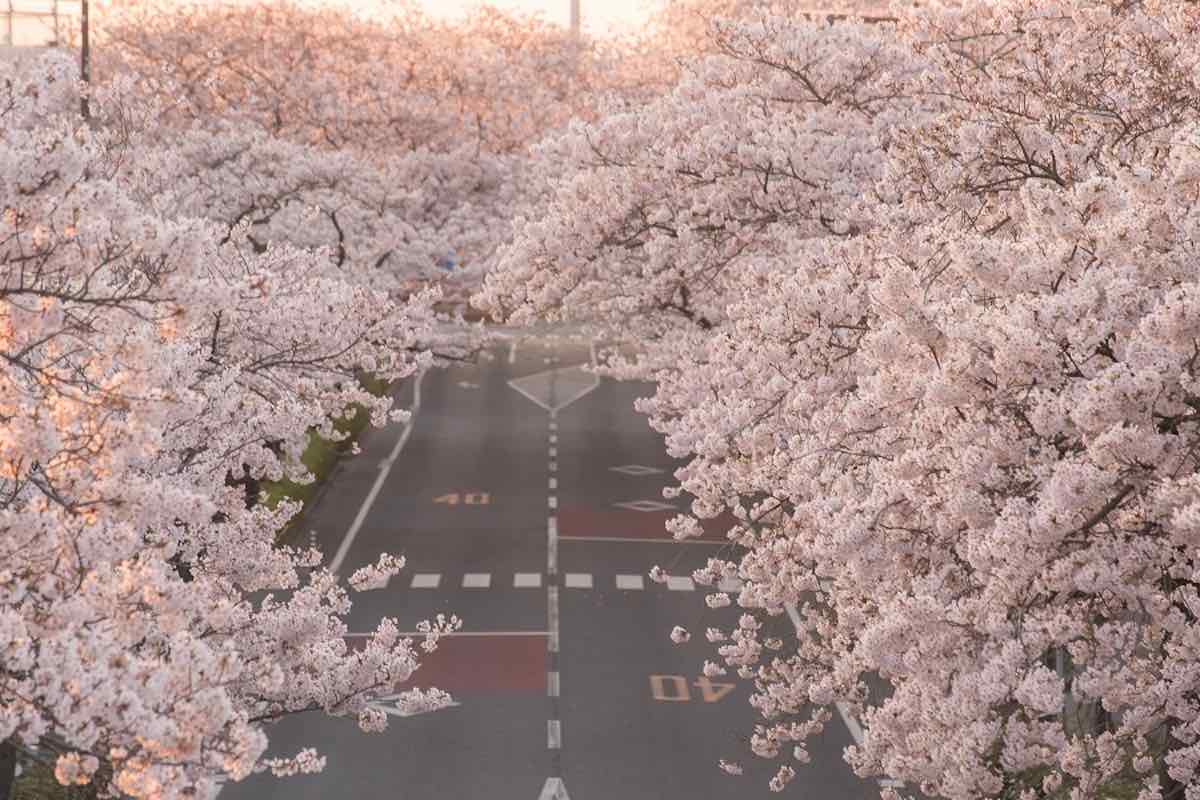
[398,572,729,592]
[615,574,645,590]
[564,573,593,589]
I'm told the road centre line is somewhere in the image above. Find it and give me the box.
[330,369,425,574]
[547,671,560,697]
[549,433,557,444]
[549,460,558,472]
[547,586,560,653]
[549,496,558,510]
[547,720,562,749]
[547,517,558,574]
[549,477,557,490]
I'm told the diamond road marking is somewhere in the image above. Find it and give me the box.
[666,577,695,591]
[609,464,665,476]
[614,499,676,513]
[411,573,441,589]
[616,574,645,590]
[514,573,542,588]
[463,573,491,588]
[565,573,593,589]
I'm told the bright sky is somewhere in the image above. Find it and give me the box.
[411,0,658,35]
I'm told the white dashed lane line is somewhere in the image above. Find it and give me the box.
[615,574,645,590]
[400,572,743,592]
[564,573,593,589]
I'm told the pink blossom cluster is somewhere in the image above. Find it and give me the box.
[480,1,1200,797]
[1,53,450,798]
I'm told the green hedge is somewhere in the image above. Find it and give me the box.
[263,373,392,543]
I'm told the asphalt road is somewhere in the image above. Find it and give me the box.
[221,333,884,800]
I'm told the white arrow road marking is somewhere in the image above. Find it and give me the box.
[538,778,570,800]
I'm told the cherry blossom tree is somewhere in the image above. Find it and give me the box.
[478,9,919,348]
[94,0,624,297]
[481,1,1200,797]
[1,52,455,800]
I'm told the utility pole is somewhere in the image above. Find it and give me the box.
[80,0,90,118]
[569,0,579,38]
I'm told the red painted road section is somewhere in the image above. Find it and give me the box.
[400,635,547,694]
[558,507,734,542]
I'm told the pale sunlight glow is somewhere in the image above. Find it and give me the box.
[411,0,657,35]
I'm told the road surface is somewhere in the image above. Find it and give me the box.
[222,333,882,800]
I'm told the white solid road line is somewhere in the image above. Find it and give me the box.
[329,370,425,575]
[786,603,866,747]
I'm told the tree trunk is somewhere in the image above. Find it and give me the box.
[0,739,18,800]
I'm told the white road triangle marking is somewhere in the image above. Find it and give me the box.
[508,366,599,413]
[538,777,570,800]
